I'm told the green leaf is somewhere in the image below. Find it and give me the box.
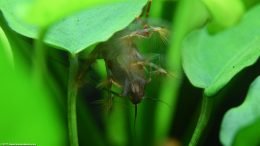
[13,0,123,26]
[219,76,260,146]
[202,0,245,31]
[0,0,147,54]
[182,5,260,96]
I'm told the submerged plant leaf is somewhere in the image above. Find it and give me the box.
[219,76,260,146]
[182,5,260,96]
[14,0,123,26]
[0,0,147,54]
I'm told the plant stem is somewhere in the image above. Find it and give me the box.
[33,27,48,82]
[189,94,213,146]
[68,54,79,146]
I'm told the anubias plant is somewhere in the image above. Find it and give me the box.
[0,0,259,146]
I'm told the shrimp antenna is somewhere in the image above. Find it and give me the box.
[143,97,171,109]
[134,104,138,129]
[133,104,138,144]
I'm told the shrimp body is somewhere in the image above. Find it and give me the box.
[96,32,148,104]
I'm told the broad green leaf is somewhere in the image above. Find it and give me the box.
[0,0,147,54]
[219,76,260,146]
[14,0,123,26]
[182,5,260,96]
[202,0,245,31]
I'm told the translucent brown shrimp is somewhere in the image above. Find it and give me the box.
[78,0,171,133]
[90,25,169,106]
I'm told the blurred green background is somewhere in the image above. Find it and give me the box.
[0,0,260,146]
